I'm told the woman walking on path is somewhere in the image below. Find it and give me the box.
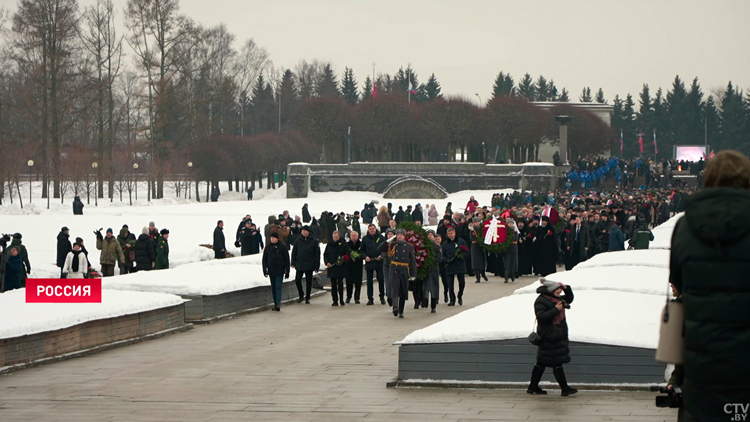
[527,278,577,397]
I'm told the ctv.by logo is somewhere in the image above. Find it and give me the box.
[725,403,749,421]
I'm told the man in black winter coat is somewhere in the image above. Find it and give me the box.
[134,230,156,271]
[291,226,320,303]
[361,224,386,305]
[56,227,72,277]
[669,151,750,422]
[302,204,311,223]
[72,196,84,215]
[564,216,589,269]
[239,222,263,256]
[213,220,226,259]
[236,215,252,241]
[262,233,290,311]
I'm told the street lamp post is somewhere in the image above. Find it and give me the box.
[474,93,482,107]
[92,162,99,206]
[27,160,34,203]
[554,115,573,165]
[187,162,193,200]
[133,163,139,201]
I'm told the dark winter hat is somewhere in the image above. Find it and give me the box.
[62,226,69,232]
[122,224,129,229]
[541,277,562,293]
[106,228,113,234]
[149,221,155,227]
[270,232,279,239]
[395,229,406,236]
[75,237,84,243]
[160,229,169,235]
[245,220,252,225]
[385,228,396,236]
[425,229,436,236]
[533,216,540,221]
[301,225,311,232]
[541,216,550,222]
[12,233,22,239]
[601,211,609,217]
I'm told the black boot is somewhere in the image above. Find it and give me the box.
[553,367,578,396]
[443,291,448,303]
[482,271,488,282]
[430,298,437,313]
[421,298,428,308]
[526,365,547,395]
[413,292,420,309]
[475,274,481,283]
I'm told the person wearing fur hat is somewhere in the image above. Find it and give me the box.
[117,225,137,274]
[148,221,160,247]
[155,229,170,270]
[63,243,89,279]
[502,219,520,283]
[96,228,124,277]
[527,278,577,396]
[363,224,386,305]
[385,228,417,318]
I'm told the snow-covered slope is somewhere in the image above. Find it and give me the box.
[0,289,185,339]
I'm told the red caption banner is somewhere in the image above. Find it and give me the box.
[26,279,102,303]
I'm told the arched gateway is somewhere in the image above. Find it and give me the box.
[382,176,449,199]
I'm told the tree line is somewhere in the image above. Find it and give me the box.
[0,0,747,204]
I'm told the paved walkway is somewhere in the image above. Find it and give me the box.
[0,274,677,422]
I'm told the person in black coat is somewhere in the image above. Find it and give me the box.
[323,231,350,306]
[291,226,320,303]
[527,278,577,396]
[517,220,534,276]
[310,218,323,241]
[442,227,468,306]
[302,204,311,223]
[239,222,263,256]
[262,233,290,311]
[213,220,226,259]
[533,217,558,277]
[3,246,24,292]
[236,215,252,242]
[361,224,386,305]
[72,196,84,215]
[564,216,589,270]
[345,231,364,304]
[669,150,750,421]
[56,227,72,278]
[134,229,156,271]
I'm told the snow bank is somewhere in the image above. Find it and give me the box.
[0,289,185,339]
[399,290,663,349]
[512,266,670,297]
[576,249,670,270]
[649,213,683,250]
[102,255,275,296]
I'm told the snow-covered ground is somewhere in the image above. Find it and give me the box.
[102,255,281,296]
[650,213,683,249]
[1,182,511,280]
[399,290,663,349]
[575,249,670,270]
[0,289,185,339]
[512,266,670,297]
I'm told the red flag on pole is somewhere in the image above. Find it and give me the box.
[638,134,644,154]
[372,83,377,98]
[709,150,715,159]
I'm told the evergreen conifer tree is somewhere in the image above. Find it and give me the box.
[316,64,340,98]
[361,76,373,101]
[424,73,442,101]
[491,71,515,99]
[535,75,550,101]
[548,80,559,101]
[719,82,747,151]
[579,87,592,102]
[340,67,359,105]
[558,88,570,102]
[277,69,299,130]
[517,73,535,100]
[595,88,606,104]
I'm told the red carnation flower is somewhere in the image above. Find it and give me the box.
[460,245,469,252]
[343,254,351,262]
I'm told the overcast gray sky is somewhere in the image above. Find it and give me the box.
[4,0,748,102]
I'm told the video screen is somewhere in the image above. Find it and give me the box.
[674,146,706,161]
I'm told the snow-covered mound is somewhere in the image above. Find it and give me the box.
[650,213,683,249]
[512,266,670,297]
[0,289,185,339]
[399,290,663,349]
[576,249,670,270]
[101,255,291,296]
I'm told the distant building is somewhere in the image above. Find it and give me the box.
[531,102,615,163]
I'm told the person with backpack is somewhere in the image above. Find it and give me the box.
[629,218,654,250]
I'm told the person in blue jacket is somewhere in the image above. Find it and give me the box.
[608,221,626,251]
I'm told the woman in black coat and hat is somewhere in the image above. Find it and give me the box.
[134,227,156,272]
[527,278,577,396]
[533,216,558,277]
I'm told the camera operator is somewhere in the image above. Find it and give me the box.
[669,150,750,421]
[527,278,577,396]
